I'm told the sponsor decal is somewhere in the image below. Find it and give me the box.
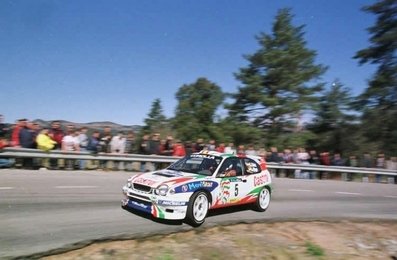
[245,162,259,174]
[133,177,157,186]
[174,181,218,193]
[129,200,150,210]
[254,174,268,186]
[190,154,216,159]
[157,200,187,206]
[218,180,231,204]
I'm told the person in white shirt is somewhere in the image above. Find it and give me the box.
[110,132,126,170]
[62,130,80,170]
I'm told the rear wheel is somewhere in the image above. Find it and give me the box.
[253,187,271,212]
[185,191,209,227]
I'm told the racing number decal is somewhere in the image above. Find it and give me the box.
[234,183,239,196]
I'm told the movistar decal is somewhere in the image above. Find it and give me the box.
[175,181,218,193]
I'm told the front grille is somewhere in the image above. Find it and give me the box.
[128,192,151,202]
[133,183,152,193]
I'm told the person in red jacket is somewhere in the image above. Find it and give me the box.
[11,119,24,147]
[172,140,186,157]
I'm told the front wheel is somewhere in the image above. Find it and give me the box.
[185,191,209,227]
[253,187,271,212]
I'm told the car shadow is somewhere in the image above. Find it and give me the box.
[122,206,184,226]
[122,204,254,227]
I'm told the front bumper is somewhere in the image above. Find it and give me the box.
[122,185,189,220]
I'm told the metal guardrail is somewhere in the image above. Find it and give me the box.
[1,147,396,183]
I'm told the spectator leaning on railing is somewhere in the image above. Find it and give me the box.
[0,136,13,168]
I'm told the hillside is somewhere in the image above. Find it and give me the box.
[31,119,142,133]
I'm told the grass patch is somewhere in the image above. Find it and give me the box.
[156,249,174,260]
[305,241,325,257]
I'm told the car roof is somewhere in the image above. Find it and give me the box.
[194,150,261,161]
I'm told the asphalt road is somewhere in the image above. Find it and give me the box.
[1,169,396,259]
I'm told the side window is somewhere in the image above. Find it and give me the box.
[217,158,242,177]
[243,158,261,175]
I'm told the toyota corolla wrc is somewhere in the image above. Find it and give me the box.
[122,150,272,226]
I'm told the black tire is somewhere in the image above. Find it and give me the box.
[185,191,209,227]
[253,187,271,212]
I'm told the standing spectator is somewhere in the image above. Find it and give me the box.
[245,145,257,156]
[49,121,65,149]
[195,138,205,152]
[163,135,174,156]
[36,128,56,169]
[375,152,386,183]
[308,150,320,179]
[173,140,186,156]
[237,144,245,155]
[11,119,23,147]
[224,142,236,154]
[62,130,80,170]
[36,128,56,151]
[207,139,216,151]
[148,133,161,170]
[110,132,126,154]
[308,150,320,165]
[87,131,101,153]
[361,153,373,168]
[347,155,359,167]
[267,147,282,177]
[0,136,13,168]
[320,152,331,166]
[138,134,151,155]
[98,126,112,170]
[295,147,310,179]
[184,141,194,155]
[99,126,113,153]
[19,119,35,169]
[148,133,161,155]
[49,121,65,169]
[19,119,35,148]
[331,153,345,166]
[268,147,282,163]
[86,131,101,169]
[78,127,89,170]
[124,131,136,154]
[110,132,126,170]
[282,149,294,178]
[0,114,9,138]
[138,134,151,172]
[216,143,225,153]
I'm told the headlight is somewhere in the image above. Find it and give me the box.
[155,184,169,196]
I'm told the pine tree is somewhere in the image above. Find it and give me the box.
[143,98,167,134]
[353,0,397,154]
[173,78,224,141]
[229,8,327,136]
[308,81,357,153]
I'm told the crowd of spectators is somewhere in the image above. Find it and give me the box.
[0,116,396,176]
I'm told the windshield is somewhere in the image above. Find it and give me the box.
[168,154,222,176]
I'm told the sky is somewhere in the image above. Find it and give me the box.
[0,0,377,126]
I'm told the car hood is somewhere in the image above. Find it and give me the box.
[130,169,199,188]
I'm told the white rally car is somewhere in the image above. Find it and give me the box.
[122,150,272,226]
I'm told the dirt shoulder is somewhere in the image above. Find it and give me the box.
[42,220,397,260]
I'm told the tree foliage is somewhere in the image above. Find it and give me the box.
[307,81,358,153]
[229,8,327,134]
[354,0,397,154]
[173,78,224,141]
[142,98,167,134]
